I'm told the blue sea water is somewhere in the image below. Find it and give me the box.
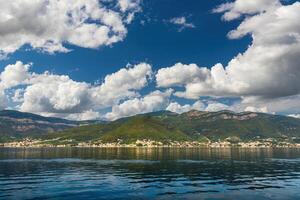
[0,147,300,200]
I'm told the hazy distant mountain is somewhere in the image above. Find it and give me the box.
[0,110,102,142]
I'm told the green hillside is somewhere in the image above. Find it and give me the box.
[2,110,300,144]
[161,110,300,140]
[101,115,189,142]
[38,110,300,144]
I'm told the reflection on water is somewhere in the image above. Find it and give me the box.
[0,147,300,200]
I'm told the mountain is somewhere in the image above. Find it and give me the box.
[38,110,300,144]
[163,110,300,140]
[100,115,189,142]
[0,110,102,142]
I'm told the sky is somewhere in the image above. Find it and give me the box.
[0,0,300,121]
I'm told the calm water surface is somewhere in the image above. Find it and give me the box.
[0,147,300,200]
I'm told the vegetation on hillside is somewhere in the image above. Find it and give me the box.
[33,110,300,144]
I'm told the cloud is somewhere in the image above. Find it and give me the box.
[118,0,141,13]
[157,1,300,101]
[0,0,141,58]
[21,74,91,114]
[0,61,152,119]
[165,95,300,116]
[169,17,195,31]
[0,90,6,110]
[213,0,280,21]
[36,109,101,121]
[91,63,153,108]
[1,0,300,120]
[166,99,232,113]
[66,110,101,121]
[244,106,268,113]
[156,63,210,89]
[105,89,173,120]
[289,114,300,119]
[239,95,300,114]
[205,102,229,112]
[166,101,204,114]
[0,61,31,110]
[0,61,30,90]
[198,95,300,115]
[165,98,270,114]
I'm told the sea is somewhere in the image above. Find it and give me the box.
[0,147,300,200]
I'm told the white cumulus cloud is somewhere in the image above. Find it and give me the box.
[0,61,152,120]
[213,0,280,21]
[105,89,173,120]
[2,0,300,120]
[91,63,153,108]
[0,61,31,90]
[166,101,205,114]
[0,61,31,110]
[0,0,141,58]
[157,1,300,101]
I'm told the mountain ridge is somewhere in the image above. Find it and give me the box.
[0,110,102,142]
[1,109,300,143]
[41,110,300,144]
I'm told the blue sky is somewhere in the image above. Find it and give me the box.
[1,0,250,81]
[0,0,300,120]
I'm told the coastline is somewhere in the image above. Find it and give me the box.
[0,145,217,148]
[1,139,300,148]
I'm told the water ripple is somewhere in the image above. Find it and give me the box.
[0,148,300,200]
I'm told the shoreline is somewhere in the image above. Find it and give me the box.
[2,146,300,149]
[2,138,300,148]
[1,144,300,149]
